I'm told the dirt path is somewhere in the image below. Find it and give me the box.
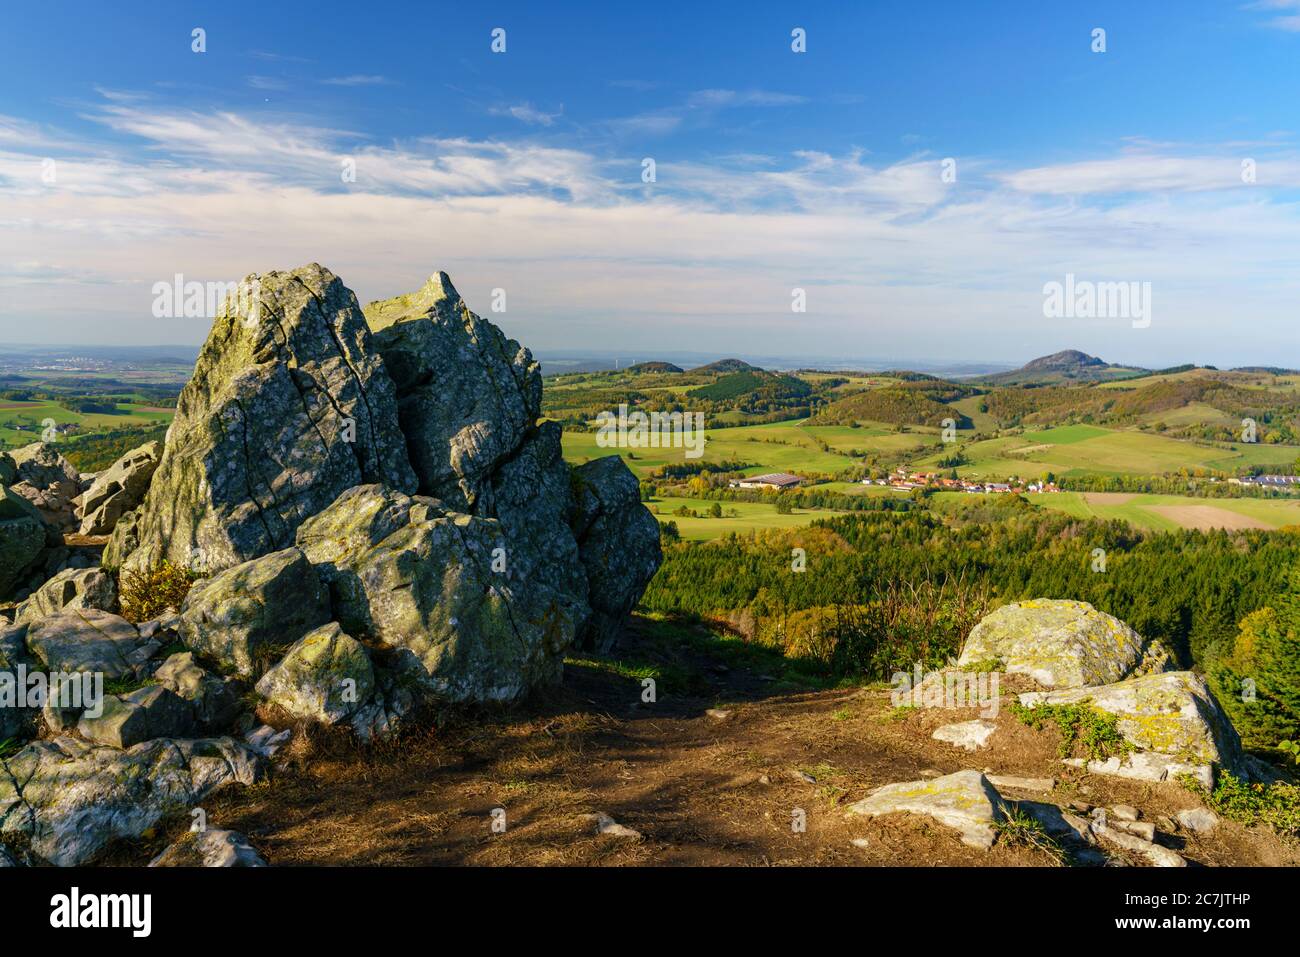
[109,616,1298,868]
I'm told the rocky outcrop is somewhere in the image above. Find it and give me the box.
[107,264,417,576]
[959,599,1173,689]
[364,272,541,512]
[177,547,331,677]
[0,625,38,744]
[568,456,662,651]
[296,484,579,702]
[255,622,374,725]
[0,734,262,866]
[0,485,47,599]
[7,443,80,531]
[14,567,116,624]
[77,686,195,749]
[78,440,161,535]
[1020,671,1245,788]
[150,829,267,867]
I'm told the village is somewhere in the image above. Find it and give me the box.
[728,469,1061,495]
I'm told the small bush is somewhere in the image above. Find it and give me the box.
[1009,700,1131,761]
[117,560,200,623]
[1182,771,1300,837]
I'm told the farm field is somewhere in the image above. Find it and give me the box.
[644,495,836,541]
[934,490,1300,532]
[0,398,174,450]
[918,425,1300,479]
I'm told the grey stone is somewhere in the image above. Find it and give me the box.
[1175,808,1219,834]
[78,440,162,535]
[931,719,998,751]
[0,485,47,600]
[0,734,262,866]
[153,652,243,732]
[7,443,80,531]
[25,609,158,679]
[568,456,662,651]
[959,599,1173,689]
[149,828,267,867]
[255,622,374,725]
[77,685,195,749]
[364,271,541,511]
[14,567,117,624]
[109,264,417,576]
[847,769,1005,850]
[178,547,331,677]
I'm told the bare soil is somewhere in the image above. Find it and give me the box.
[105,615,1299,868]
[1147,505,1270,531]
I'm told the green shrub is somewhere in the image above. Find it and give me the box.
[117,560,199,623]
[1009,700,1131,761]
[1181,771,1300,837]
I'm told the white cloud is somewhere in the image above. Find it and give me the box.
[322,74,392,86]
[489,102,563,126]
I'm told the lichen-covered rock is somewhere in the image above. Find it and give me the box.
[255,622,375,725]
[1020,671,1245,787]
[0,624,38,744]
[931,719,998,751]
[296,484,578,702]
[7,442,80,531]
[14,567,117,624]
[77,685,195,749]
[177,547,331,677]
[0,485,46,599]
[78,440,161,535]
[153,652,243,732]
[568,456,662,651]
[959,599,1173,689]
[0,452,15,486]
[25,609,158,680]
[0,734,261,866]
[109,263,417,575]
[149,828,267,867]
[847,769,1006,850]
[363,272,541,511]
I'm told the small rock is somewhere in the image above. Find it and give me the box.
[1110,804,1139,821]
[1175,808,1219,834]
[244,724,293,758]
[847,769,1004,850]
[791,769,817,784]
[1092,820,1185,867]
[919,768,943,778]
[705,709,731,720]
[850,837,870,849]
[758,774,771,785]
[587,812,641,839]
[1069,800,1094,813]
[149,829,267,867]
[1112,820,1156,842]
[931,719,997,751]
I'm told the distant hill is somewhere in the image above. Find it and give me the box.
[689,358,760,374]
[805,380,977,429]
[625,361,683,374]
[980,350,1144,386]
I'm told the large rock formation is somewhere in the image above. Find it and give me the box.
[363,272,541,512]
[78,440,161,535]
[959,599,1173,689]
[14,567,116,624]
[107,264,417,575]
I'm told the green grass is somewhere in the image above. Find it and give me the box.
[1009,700,1132,761]
[0,400,174,451]
[1016,491,1300,531]
[648,495,837,541]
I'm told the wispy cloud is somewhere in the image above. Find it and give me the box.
[1245,0,1300,31]
[489,102,563,126]
[322,74,392,87]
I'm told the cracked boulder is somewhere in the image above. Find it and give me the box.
[107,263,417,576]
[959,599,1173,689]
[25,609,159,680]
[7,442,80,532]
[78,440,161,536]
[568,456,662,651]
[177,546,331,678]
[1020,671,1245,788]
[14,567,117,624]
[363,271,541,512]
[847,769,1006,850]
[0,485,47,600]
[78,685,195,749]
[0,734,262,866]
[255,622,375,725]
[296,483,580,702]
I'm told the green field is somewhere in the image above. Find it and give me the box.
[933,490,1300,532]
[646,495,837,541]
[0,399,174,450]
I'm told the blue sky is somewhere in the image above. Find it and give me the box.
[2,0,1299,367]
